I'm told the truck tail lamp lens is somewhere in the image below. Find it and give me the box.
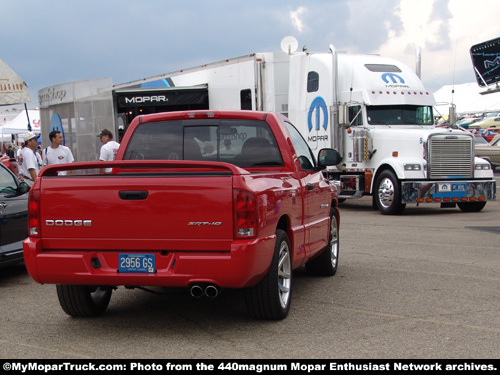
[184,112,220,119]
[234,190,257,238]
[28,189,41,237]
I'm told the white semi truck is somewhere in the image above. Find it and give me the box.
[121,39,496,214]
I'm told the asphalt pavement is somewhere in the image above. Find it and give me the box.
[1,174,499,359]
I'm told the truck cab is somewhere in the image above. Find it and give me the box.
[286,50,496,214]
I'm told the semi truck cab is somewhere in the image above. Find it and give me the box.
[286,50,496,214]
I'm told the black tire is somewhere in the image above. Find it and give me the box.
[56,285,113,317]
[245,229,292,320]
[457,201,487,212]
[374,170,406,215]
[306,209,339,276]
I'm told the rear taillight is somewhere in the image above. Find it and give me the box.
[234,190,257,238]
[184,112,220,119]
[28,189,41,237]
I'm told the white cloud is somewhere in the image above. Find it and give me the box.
[3,0,500,102]
[377,0,500,91]
[290,6,306,33]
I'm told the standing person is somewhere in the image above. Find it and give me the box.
[35,146,43,172]
[16,143,23,161]
[18,132,40,187]
[98,128,120,173]
[7,145,15,159]
[42,130,75,175]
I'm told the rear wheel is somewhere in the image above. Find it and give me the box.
[457,201,487,212]
[306,209,339,276]
[245,229,292,320]
[56,285,113,317]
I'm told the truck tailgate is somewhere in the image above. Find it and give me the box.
[39,164,239,251]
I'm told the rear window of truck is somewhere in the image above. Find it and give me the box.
[123,119,283,167]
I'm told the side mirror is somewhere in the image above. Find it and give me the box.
[317,148,342,168]
[18,182,30,194]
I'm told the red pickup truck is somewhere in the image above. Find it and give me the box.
[24,110,341,320]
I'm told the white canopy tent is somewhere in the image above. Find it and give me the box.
[0,109,40,134]
[0,110,40,150]
[434,82,500,116]
[0,133,12,142]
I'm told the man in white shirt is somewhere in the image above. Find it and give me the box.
[42,130,75,175]
[220,139,237,155]
[18,132,40,186]
[98,128,120,173]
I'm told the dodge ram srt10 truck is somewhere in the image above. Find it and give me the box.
[24,110,341,320]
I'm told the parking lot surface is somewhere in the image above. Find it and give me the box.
[1,174,499,359]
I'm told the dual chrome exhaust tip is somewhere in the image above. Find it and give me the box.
[190,284,220,298]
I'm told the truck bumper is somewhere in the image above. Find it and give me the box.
[401,180,496,203]
[23,235,276,289]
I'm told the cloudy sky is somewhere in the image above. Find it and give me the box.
[2,0,499,108]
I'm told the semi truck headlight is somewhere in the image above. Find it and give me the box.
[475,163,491,170]
[404,163,421,171]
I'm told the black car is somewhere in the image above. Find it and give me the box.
[0,162,29,267]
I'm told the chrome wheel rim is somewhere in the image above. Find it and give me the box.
[378,177,395,208]
[330,215,339,269]
[278,241,291,309]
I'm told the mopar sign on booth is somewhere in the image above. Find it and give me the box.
[38,79,209,163]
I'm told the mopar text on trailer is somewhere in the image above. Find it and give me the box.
[122,37,495,214]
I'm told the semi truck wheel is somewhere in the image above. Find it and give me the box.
[56,285,113,317]
[306,208,339,276]
[245,229,292,320]
[375,170,406,215]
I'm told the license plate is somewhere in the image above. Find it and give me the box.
[119,254,155,273]
[437,182,467,193]
[452,183,467,192]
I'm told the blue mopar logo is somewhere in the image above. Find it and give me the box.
[308,96,328,131]
[381,73,405,84]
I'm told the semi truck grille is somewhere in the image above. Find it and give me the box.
[428,135,473,179]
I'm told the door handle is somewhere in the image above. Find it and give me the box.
[119,191,149,200]
[306,183,314,191]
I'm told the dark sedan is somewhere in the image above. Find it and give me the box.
[0,163,29,267]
